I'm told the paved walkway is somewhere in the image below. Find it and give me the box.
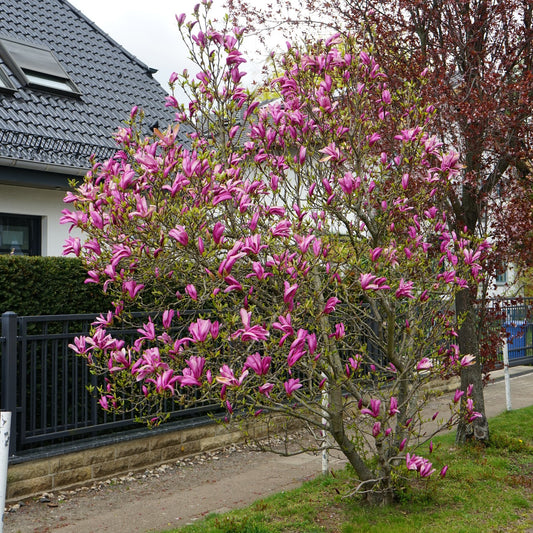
[4,366,533,533]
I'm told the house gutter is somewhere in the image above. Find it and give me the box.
[0,156,88,176]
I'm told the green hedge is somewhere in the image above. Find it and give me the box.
[0,256,113,316]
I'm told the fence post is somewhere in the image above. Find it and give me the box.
[1,313,17,455]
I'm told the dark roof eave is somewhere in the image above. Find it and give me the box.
[0,156,88,176]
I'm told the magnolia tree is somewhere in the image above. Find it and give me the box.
[62,3,488,503]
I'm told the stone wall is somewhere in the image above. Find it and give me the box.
[7,420,260,502]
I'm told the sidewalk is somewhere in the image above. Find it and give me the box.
[4,366,533,533]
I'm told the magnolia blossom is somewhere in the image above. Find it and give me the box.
[244,352,271,375]
[361,398,381,418]
[416,358,433,371]
[231,308,269,342]
[284,378,302,396]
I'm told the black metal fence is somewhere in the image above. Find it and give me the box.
[1,299,531,458]
[0,311,219,457]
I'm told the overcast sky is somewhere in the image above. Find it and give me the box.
[68,0,269,96]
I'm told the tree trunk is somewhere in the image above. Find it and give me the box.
[455,287,489,444]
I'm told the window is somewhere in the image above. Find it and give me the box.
[0,36,80,95]
[495,268,507,285]
[0,213,41,256]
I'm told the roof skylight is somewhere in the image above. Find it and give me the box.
[0,36,80,95]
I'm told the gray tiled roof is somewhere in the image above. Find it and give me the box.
[0,0,182,170]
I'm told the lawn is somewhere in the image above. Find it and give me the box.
[164,406,533,533]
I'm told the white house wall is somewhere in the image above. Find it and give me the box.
[0,183,69,256]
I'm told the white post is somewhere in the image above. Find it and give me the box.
[321,377,329,475]
[0,411,11,533]
[502,339,512,411]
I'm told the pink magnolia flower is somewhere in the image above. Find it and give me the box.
[329,323,345,340]
[185,284,198,301]
[178,356,206,387]
[416,357,433,371]
[348,354,362,371]
[259,383,274,397]
[283,281,298,310]
[131,348,168,381]
[134,318,156,350]
[372,422,381,438]
[224,275,243,293]
[270,220,292,238]
[218,241,246,275]
[307,332,317,355]
[69,335,89,355]
[395,279,415,299]
[242,234,268,255]
[187,319,214,343]
[298,145,306,165]
[83,239,101,255]
[169,225,189,246]
[453,389,465,403]
[99,396,109,410]
[287,329,308,367]
[389,396,400,416]
[162,309,175,329]
[123,280,144,299]
[231,308,269,342]
[361,398,381,418]
[90,210,104,229]
[272,313,294,346]
[419,461,436,478]
[63,237,81,256]
[360,273,390,291]
[460,354,475,367]
[405,452,422,471]
[60,208,87,230]
[212,221,225,244]
[284,378,302,397]
[146,369,180,394]
[322,297,340,315]
[216,364,249,387]
[338,172,359,195]
[440,465,448,478]
[246,262,272,280]
[244,352,271,376]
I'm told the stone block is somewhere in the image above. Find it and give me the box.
[7,475,53,500]
[128,450,160,469]
[200,432,244,452]
[159,443,188,462]
[7,461,49,482]
[180,424,216,443]
[92,457,131,479]
[116,438,153,458]
[177,439,202,456]
[53,466,92,488]
[53,447,115,471]
[149,431,182,451]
